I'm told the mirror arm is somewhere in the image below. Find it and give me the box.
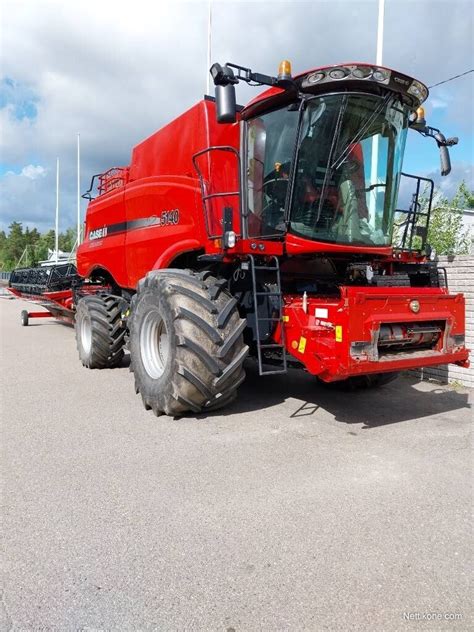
[210,61,299,124]
[412,125,458,176]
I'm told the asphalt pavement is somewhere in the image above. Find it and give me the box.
[1,296,472,631]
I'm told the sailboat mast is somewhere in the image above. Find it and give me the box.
[77,133,81,246]
[55,158,59,262]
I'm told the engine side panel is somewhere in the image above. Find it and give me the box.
[77,187,127,286]
[124,177,203,288]
[77,98,240,288]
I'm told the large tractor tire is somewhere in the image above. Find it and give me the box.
[129,269,248,417]
[75,294,126,369]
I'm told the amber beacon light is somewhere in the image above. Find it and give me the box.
[278,60,292,81]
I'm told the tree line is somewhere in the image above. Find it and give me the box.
[0,223,77,270]
[0,183,472,271]
[424,182,473,256]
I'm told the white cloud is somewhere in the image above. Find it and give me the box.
[430,97,449,110]
[20,164,47,179]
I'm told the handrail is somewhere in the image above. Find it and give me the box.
[393,172,434,252]
[82,167,129,201]
[192,146,242,239]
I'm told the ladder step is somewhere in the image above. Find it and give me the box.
[253,266,279,271]
[250,255,287,375]
[259,367,288,376]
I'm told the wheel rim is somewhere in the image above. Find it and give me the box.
[81,315,92,355]
[140,310,169,379]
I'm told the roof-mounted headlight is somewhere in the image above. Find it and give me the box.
[408,80,428,103]
[306,71,325,84]
[329,68,349,79]
[352,66,372,79]
[373,69,390,83]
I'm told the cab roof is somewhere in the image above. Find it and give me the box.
[241,62,428,119]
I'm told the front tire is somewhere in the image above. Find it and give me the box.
[21,310,29,326]
[75,294,126,368]
[129,269,248,416]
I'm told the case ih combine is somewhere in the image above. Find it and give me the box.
[10,60,469,415]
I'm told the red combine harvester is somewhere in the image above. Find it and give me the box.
[10,60,469,415]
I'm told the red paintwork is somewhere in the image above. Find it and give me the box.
[26,311,53,318]
[77,99,240,289]
[76,64,429,287]
[279,286,469,380]
[8,285,111,325]
[75,64,469,377]
[8,287,74,312]
[285,231,393,257]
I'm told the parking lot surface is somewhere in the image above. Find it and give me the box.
[1,297,472,631]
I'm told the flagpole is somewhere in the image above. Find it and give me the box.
[77,133,81,246]
[376,0,385,66]
[55,158,59,262]
[369,0,384,218]
[206,0,212,95]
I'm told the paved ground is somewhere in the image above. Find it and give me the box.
[1,296,472,631]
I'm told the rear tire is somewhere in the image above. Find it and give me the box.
[129,269,248,416]
[75,294,126,368]
[21,310,29,326]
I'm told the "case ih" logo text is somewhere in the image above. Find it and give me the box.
[89,227,108,240]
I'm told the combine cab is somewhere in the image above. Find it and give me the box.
[11,60,470,415]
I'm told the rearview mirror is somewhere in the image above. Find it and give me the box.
[434,131,458,177]
[215,83,237,124]
[439,144,451,176]
[411,118,458,177]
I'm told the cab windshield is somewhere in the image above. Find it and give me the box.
[246,93,409,246]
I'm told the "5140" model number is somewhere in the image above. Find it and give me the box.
[160,209,179,226]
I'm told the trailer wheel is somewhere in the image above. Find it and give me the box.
[75,294,126,369]
[129,269,248,417]
[21,310,29,326]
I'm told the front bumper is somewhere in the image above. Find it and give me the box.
[281,286,470,381]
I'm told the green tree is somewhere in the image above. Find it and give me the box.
[35,230,56,263]
[0,225,76,270]
[458,182,474,209]
[427,182,472,255]
[6,221,25,263]
[58,227,77,252]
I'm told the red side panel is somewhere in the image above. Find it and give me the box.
[77,187,127,287]
[285,231,393,257]
[78,99,240,289]
[124,176,203,288]
[129,101,212,181]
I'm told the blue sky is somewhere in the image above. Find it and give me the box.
[1,0,473,233]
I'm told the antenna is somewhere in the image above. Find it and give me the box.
[369,0,384,219]
[206,0,212,95]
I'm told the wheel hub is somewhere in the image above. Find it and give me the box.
[140,310,169,379]
[81,316,92,355]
